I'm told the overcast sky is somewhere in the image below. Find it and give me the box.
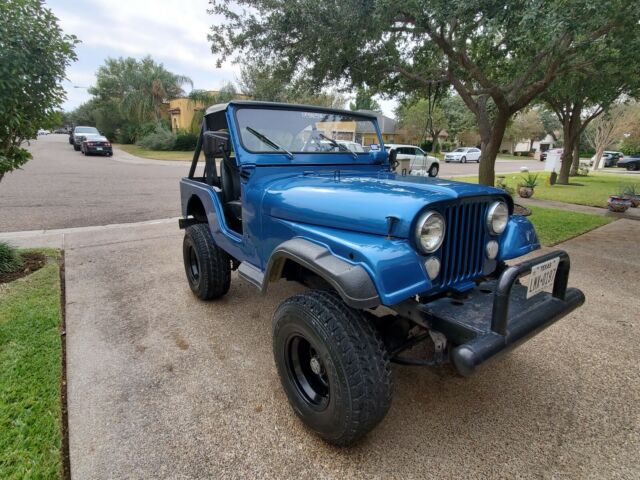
[47,0,396,117]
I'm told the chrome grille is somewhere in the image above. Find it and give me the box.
[440,200,490,286]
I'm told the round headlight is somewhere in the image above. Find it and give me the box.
[415,211,445,253]
[486,201,509,235]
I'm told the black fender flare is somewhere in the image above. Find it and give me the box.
[263,238,380,309]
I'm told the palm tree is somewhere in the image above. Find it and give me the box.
[97,56,192,124]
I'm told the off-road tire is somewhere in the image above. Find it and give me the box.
[182,223,230,300]
[273,290,392,446]
[428,164,439,177]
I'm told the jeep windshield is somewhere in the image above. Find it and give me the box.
[235,107,380,156]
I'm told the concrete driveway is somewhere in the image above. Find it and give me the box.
[3,218,638,479]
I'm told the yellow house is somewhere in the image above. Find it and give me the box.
[167,91,249,133]
[167,98,200,132]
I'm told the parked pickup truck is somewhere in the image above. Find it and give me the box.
[178,101,585,446]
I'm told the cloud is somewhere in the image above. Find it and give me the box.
[47,0,396,116]
[48,0,238,109]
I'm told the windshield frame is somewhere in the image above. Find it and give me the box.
[232,105,382,159]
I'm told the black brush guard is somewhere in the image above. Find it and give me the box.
[402,250,585,376]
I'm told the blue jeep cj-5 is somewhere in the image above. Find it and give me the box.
[179,101,585,445]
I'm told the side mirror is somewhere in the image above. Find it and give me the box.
[203,130,230,156]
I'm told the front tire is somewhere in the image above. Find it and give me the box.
[273,290,392,446]
[182,223,230,300]
[74,144,80,151]
[428,164,439,177]
[461,156,467,163]
[627,164,638,171]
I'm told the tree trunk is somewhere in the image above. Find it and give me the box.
[591,146,606,171]
[569,144,580,176]
[478,112,510,186]
[557,121,581,184]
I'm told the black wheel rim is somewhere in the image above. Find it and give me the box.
[286,334,330,410]
[187,246,200,282]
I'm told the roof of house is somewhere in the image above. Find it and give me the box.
[354,110,397,134]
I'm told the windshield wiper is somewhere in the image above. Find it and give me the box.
[245,127,293,159]
[318,133,358,159]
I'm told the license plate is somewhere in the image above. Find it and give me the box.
[526,257,559,299]
[96,147,103,151]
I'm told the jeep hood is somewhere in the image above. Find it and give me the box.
[263,172,507,238]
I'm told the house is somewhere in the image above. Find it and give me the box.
[167,91,249,133]
[167,97,200,133]
[501,133,556,157]
[354,110,399,146]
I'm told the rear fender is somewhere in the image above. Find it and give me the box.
[180,178,244,258]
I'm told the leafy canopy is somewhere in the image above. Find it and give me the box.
[0,0,77,181]
[89,56,192,124]
[209,0,640,184]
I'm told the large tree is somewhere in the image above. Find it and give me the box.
[237,60,346,108]
[90,56,192,124]
[350,87,381,112]
[209,0,637,185]
[586,102,638,170]
[543,27,640,183]
[503,109,545,154]
[0,0,77,183]
[396,98,447,148]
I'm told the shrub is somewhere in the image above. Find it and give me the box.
[136,124,176,150]
[0,242,23,276]
[620,138,640,157]
[519,173,540,188]
[174,132,198,151]
[115,123,139,144]
[420,140,433,152]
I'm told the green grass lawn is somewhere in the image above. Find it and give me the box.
[0,251,63,479]
[452,171,636,208]
[526,206,612,246]
[114,143,194,161]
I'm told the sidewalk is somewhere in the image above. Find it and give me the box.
[516,196,640,220]
[2,219,639,478]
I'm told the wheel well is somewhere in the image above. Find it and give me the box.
[186,195,207,222]
[274,259,332,291]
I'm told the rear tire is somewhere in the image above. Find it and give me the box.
[627,164,638,171]
[428,164,439,177]
[273,290,392,446]
[74,144,80,151]
[182,223,231,300]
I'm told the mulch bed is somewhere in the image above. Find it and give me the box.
[0,252,47,284]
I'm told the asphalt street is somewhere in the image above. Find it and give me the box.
[2,218,638,479]
[0,134,545,232]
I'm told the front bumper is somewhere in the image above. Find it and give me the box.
[411,250,584,376]
[85,146,112,154]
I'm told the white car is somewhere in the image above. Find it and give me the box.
[37,129,50,135]
[336,140,365,153]
[385,143,440,177]
[444,147,481,163]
